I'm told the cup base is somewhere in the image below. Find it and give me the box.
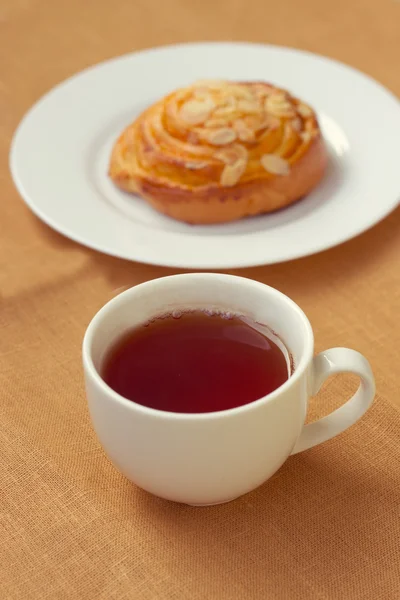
[187,496,239,507]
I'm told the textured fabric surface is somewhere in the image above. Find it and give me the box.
[1,0,400,598]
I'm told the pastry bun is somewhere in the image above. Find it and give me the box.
[109,80,327,224]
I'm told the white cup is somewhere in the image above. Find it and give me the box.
[83,274,375,506]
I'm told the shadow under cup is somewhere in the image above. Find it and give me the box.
[83,273,314,505]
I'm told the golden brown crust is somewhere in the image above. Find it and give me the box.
[109,80,328,224]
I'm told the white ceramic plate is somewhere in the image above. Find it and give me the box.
[10,42,400,268]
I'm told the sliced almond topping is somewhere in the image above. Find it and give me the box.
[220,158,247,186]
[180,99,215,125]
[301,129,318,143]
[205,117,228,129]
[173,89,189,102]
[262,117,280,132]
[220,96,236,108]
[267,91,287,103]
[300,131,312,144]
[269,105,294,117]
[237,99,260,114]
[216,144,248,165]
[238,129,255,142]
[205,127,237,146]
[192,88,214,101]
[213,102,237,117]
[260,154,290,176]
[265,97,294,117]
[265,92,294,115]
[233,119,255,142]
[297,103,313,118]
[230,85,255,101]
[184,160,209,170]
[291,117,302,131]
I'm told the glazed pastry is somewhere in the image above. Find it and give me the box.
[109,80,327,224]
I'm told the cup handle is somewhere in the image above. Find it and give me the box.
[291,348,376,455]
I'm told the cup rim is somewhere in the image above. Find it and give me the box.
[82,273,314,420]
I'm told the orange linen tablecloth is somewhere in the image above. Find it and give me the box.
[1,0,400,598]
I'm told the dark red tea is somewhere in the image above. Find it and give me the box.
[102,310,289,413]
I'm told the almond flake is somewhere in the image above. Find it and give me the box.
[237,99,260,114]
[230,85,255,101]
[260,154,290,176]
[272,91,288,101]
[300,131,312,144]
[238,129,255,142]
[213,103,237,117]
[291,117,302,131]
[184,161,209,170]
[192,89,215,102]
[297,103,313,118]
[233,119,255,142]
[265,96,294,117]
[216,144,248,165]
[220,96,236,108]
[180,99,215,125]
[220,159,247,186]
[205,127,237,146]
